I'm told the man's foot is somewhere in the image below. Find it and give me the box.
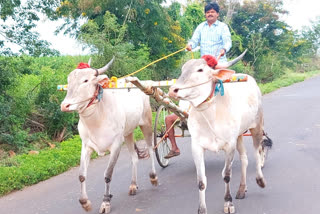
[164,150,180,159]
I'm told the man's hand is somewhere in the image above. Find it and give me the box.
[186,44,192,51]
[220,48,226,56]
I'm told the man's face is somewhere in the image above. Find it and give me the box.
[205,9,219,23]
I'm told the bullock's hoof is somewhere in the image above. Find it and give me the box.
[129,184,138,195]
[235,184,247,199]
[235,190,246,199]
[256,177,266,188]
[99,201,111,214]
[79,199,92,212]
[198,206,207,214]
[149,172,158,186]
[224,201,235,214]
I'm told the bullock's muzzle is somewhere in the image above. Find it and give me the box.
[61,103,71,112]
[168,86,179,99]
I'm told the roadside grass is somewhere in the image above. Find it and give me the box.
[0,70,319,197]
[0,114,155,197]
[259,70,320,94]
[0,136,82,196]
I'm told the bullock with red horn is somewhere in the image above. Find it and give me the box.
[169,49,272,214]
[61,57,158,214]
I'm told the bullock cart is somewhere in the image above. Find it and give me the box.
[121,74,267,168]
[58,74,268,169]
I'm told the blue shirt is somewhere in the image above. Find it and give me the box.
[188,20,232,63]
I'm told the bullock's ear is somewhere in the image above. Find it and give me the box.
[213,69,235,81]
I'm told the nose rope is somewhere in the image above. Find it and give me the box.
[64,85,102,106]
[175,77,224,98]
[178,77,214,90]
[66,97,92,105]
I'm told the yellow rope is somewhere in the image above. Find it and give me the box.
[119,46,187,80]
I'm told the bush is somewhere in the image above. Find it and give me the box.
[0,136,82,196]
[230,61,254,76]
[0,55,89,152]
[254,52,284,83]
[0,57,31,150]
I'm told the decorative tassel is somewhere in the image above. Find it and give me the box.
[201,55,218,68]
[214,79,224,96]
[77,62,90,69]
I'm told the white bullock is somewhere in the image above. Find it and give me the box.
[169,54,272,214]
[60,57,158,214]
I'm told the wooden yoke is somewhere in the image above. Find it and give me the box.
[125,76,188,121]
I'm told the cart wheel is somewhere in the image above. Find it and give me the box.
[154,105,171,168]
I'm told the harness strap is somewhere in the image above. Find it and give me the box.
[87,85,103,108]
[201,81,216,104]
[200,79,224,105]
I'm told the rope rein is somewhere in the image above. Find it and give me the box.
[65,85,102,106]
[119,46,188,80]
[176,77,224,99]
[178,77,215,90]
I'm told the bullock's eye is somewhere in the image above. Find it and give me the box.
[197,69,203,72]
[84,80,88,83]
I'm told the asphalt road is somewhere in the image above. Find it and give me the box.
[1,75,320,214]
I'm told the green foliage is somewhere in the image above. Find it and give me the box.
[300,16,320,57]
[254,52,284,83]
[52,0,187,80]
[0,123,148,196]
[230,61,253,75]
[0,55,90,151]
[0,56,30,149]
[27,56,89,141]
[0,0,60,56]
[79,11,154,80]
[231,0,289,59]
[0,136,82,196]
[177,3,205,41]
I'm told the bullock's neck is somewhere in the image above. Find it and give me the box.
[193,82,216,111]
[193,86,229,114]
[79,92,113,128]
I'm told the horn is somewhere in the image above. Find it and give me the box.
[97,56,115,75]
[215,49,247,69]
[88,57,92,66]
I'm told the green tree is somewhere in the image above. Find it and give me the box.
[0,56,31,149]
[228,0,291,81]
[301,16,320,57]
[178,2,205,41]
[53,0,186,79]
[78,11,153,80]
[0,0,59,56]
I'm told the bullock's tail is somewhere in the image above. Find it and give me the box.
[262,132,273,149]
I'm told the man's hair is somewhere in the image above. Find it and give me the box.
[205,2,220,13]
